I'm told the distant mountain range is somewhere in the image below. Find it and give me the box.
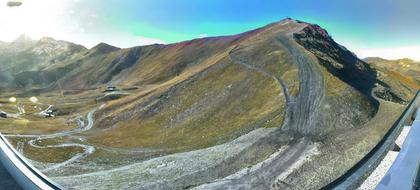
[0,27,417,99]
[0,35,86,87]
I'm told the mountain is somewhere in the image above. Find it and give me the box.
[364,57,420,102]
[87,19,381,139]
[0,19,412,189]
[15,19,381,137]
[0,36,87,88]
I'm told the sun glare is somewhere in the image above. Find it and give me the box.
[0,0,70,42]
[9,97,16,103]
[29,96,38,103]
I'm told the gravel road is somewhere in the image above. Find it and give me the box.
[5,107,98,172]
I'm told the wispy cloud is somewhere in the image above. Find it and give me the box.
[199,34,208,38]
[138,36,165,45]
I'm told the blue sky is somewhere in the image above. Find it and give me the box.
[2,0,420,59]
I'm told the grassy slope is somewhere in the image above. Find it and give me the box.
[0,97,79,134]
[1,19,414,189]
[83,22,306,152]
[89,59,285,150]
[44,20,407,189]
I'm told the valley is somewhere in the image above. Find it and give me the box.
[0,18,419,189]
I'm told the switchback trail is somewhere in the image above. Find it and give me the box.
[194,34,325,189]
[5,107,98,172]
[51,35,326,189]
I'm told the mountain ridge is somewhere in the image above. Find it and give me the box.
[0,18,415,189]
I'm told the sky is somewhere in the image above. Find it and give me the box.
[1,0,420,60]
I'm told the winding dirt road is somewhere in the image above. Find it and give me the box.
[5,107,98,172]
[193,34,325,189]
[14,23,326,189]
[27,32,324,190]
[275,36,324,135]
[49,33,326,189]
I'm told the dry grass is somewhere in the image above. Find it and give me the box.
[8,137,84,163]
[88,60,285,151]
[0,98,79,135]
[388,71,420,90]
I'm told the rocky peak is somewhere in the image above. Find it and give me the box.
[39,37,56,43]
[89,42,120,54]
[295,23,332,42]
[293,22,377,97]
[30,37,86,56]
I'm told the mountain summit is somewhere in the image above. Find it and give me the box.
[0,18,414,189]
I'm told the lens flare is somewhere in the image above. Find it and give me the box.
[29,96,38,103]
[9,97,17,103]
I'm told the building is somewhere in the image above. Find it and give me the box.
[0,111,7,118]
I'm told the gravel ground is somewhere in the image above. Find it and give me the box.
[357,151,398,190]
[52,128,279,189]
[358,125,411,190]
[395,126,410,148]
